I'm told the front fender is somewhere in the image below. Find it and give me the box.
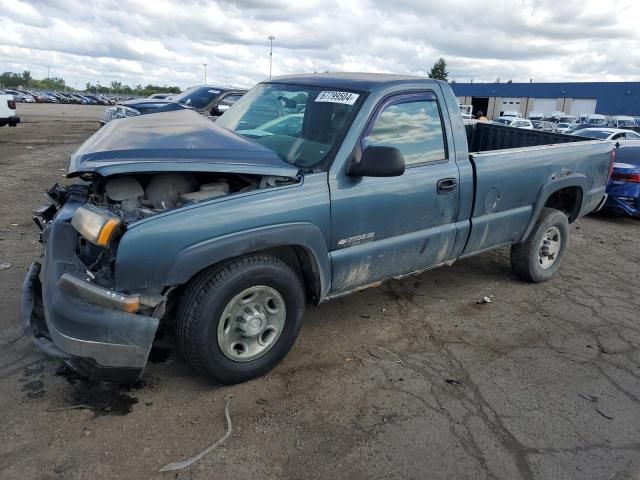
[164,222,331,297]
[519,174,586,243]
[116,220,331,299]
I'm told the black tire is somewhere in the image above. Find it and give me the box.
[510,207,569,282]
[176,254,305,384]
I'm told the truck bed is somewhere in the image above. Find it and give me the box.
[461,125,613,258]
[465,122,585,153]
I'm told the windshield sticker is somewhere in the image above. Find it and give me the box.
[315,91,359,105]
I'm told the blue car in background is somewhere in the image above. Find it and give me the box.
[606,143,640,216]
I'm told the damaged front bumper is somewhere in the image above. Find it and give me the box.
[21,190,159,382]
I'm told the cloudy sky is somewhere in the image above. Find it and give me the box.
[0,0,637,90]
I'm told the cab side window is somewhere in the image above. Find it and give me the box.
[363,98,447,166]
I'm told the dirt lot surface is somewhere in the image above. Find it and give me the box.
[1,104,639,480]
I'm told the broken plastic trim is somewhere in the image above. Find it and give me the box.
[57,273,140,313]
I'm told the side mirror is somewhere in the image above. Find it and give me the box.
[348,146,405,177]
[211,103,230,116]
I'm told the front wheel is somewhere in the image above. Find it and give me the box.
[510,207,569,282]
[176,255,305,384]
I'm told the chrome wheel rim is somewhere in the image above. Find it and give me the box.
[217,285,286,362]
[538,226,561,269]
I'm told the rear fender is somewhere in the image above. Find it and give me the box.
[519,174,586,243]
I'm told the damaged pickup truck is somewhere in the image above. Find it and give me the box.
[22,73,614,384]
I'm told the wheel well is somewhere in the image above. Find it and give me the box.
[544,186,582,223]
[256,246,322,304]
[173,245,323,307]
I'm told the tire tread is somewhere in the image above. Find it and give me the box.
[176,255,300,381]
[511,207,569,283]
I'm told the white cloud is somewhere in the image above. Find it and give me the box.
[0,0,638,90]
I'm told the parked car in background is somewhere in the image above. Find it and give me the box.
[585,114,607,126]
[572,128,640,141]
[528,112,545,121]
[71,94,89,104]
[502,110,519,117]
[0,93,20,127]
[63,93,81,103]
[556,115,577,124]
[22,74,613,384]
[85,95,109,105]
[493,117,534,129]
[2,89,35,103]
[39,92,58,103]
[605,143,640,217]
[532,120,556,132]
[608,116,636,128]
[100,85,247,125]
[555,122,575,134]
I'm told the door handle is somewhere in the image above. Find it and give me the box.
[437,178,457,195]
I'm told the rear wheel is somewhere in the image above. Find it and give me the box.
[511,208,569,282]
[176,254,305,384]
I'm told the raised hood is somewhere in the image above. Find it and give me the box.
[67,109,299,178]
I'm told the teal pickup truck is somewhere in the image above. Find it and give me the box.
[22,73,613,384]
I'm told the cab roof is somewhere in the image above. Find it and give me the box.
[266,72,436,92]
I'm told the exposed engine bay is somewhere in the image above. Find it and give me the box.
[65,171,298,295]
[87,171,298,223]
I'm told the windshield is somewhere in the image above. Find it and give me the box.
[618,119,635,127]
[217,83,362,168]
[578,130,611,139]
[557,123,570,128]
[494,118,513,125]
[173,86,222,108]
[588,118,606,125]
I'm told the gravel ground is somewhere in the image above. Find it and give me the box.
[1,104,639,480]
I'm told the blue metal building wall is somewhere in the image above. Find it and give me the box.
[450,82,640,115]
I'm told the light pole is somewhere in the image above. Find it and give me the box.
[203,63,207,84]
[46,65,50,78]
[268,36,275,78]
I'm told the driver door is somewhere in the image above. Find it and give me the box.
[329,92,461,294]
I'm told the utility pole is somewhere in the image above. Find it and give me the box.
[46,66,50,79]
[268,35,275,78]
[203,63,207,84]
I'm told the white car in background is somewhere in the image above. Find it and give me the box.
[1,89,35,103]
[553,114,577,124]
[555,122,575,134]
[572,128,640,141]
[608,116,635,128]
[0,94,20,127]
[585,114,607,126]
[493,116,534,129]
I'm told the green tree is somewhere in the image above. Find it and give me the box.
[21,70,32,86]
[428,57,448,82]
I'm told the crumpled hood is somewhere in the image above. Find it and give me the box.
[68,109,299,178]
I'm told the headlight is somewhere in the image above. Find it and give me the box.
[71,205,121,247]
